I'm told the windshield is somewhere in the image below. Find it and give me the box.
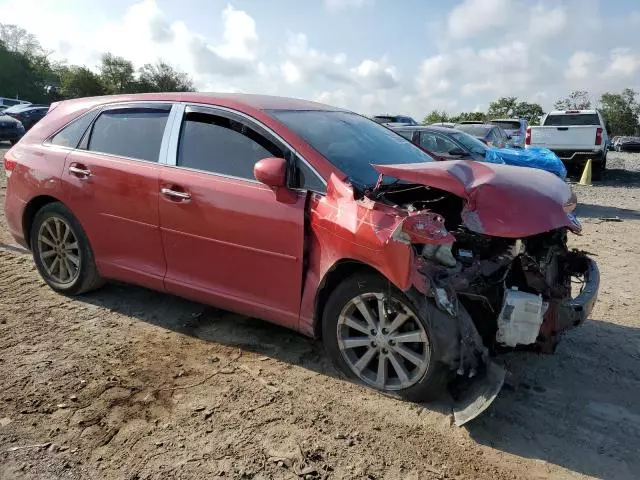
[269,110,435,187]
[491,120,521,131]
[449,131,488,155]
[456,124,491,137]
[543,114,599,126]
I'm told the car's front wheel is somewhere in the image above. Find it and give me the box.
[30,202,104,295]
[322,273,446,401]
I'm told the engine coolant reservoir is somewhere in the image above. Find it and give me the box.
[496,287,546,347]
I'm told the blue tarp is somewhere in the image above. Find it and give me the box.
[485,147,567,179]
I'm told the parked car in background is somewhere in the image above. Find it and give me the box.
[490,119,528,148]
[394,125,492,162]
[457,120,485,125]
[615,136,640,152]
[429,122,456,128]
[392,125,567,178]
[0,97,31,109]
[4,105,49,131]
[3,93,598,426]
[372,114,418,126]
[526,110,609,180]
[455,123,509,148]
[0,115,26,145]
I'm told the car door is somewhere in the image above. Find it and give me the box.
[159,105,309,329]
[61,103,174,291]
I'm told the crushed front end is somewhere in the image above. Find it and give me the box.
[370,161,600,425]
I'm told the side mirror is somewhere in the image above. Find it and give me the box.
[448,147,467,156]
[254,157,287,190]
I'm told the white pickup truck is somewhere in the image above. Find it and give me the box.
[526,110,609,179]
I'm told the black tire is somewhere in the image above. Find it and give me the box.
[592,157,605,181]
[30,202,104,295]
[322,272,447,402]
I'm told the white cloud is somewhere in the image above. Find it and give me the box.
[324,0,371,11]
[603,48,640,77]
[447,0,512,39]
[352,59,399,89]
[279,32,352,85]
[529,4,567,38]
[215,5,259,61]
[565,51,598,81]
[281,61,302,84]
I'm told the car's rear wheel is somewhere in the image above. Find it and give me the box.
[322,273,446,401]
[31,202,104,295]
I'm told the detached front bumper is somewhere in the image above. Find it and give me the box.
[559,257,600,329]
[539,255,599,351]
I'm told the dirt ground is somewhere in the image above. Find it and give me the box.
[1,145,639,480]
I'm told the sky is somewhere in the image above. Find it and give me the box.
[1,0,639,119]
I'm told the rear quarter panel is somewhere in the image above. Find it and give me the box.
[4,143,70,246]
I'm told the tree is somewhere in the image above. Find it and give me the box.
[99,53,136,94]
[487,97,545,125]
[487,97,518,118]
[599,88,640,136]
[137,61,194,92]
[422,110,450,125]
[451,111,486,123]
[0,24,44,57]
[58,65,105,98]
[554,90,592,110]
[0,38,57,103]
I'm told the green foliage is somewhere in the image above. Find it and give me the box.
[58,65,105,98]
[0,23,197,104]
[599,88,640,136]
[137,61,194,93]
[553,90,592,110]
[451,111,486,123]
[422,110,450,124]
[99,53,136,94]
[487,97,544,125]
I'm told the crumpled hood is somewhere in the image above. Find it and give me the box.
[373,160,577,238]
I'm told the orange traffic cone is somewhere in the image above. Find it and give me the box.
[579,159,592,186]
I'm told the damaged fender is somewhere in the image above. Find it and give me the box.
[373,161,580,238]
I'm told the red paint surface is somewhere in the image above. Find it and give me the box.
[3,93,579,338]
[374,160,576,238]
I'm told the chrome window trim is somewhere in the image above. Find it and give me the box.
[158,104,183,165]
[166,102,327,191]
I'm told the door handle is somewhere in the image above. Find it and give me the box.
[161,187,191,201]
[69,165,91,177]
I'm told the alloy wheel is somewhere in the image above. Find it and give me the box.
[337,292,430,391]
[37,216,81,285]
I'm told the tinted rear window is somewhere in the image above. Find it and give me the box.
[543,114,600,126]
[491,120,521,130]
[50,110,100,148]
[373,116,395,124]
[88,108,170,162]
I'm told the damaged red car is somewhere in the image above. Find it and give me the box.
[3,94,599,424]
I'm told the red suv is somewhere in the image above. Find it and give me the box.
[3,93,599,424]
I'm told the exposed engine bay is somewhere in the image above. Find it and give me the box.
[370,182,598,424]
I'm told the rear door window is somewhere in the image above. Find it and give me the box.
[543,114,600,126]
[87,106,171,162]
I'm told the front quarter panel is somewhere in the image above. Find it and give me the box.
[298,175,422,335]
